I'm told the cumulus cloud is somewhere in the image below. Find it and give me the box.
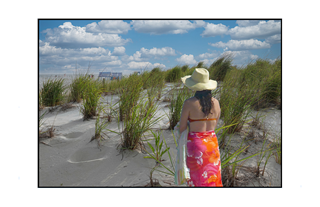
[228,20,281,40]
[221,51,259,67]
[236,20,261,27]
[196,51,220,67]
[39,41,120,71]
[209,39,271,51]
[102,60,122,66]
[131,20,206,35]
[127,61,166,69]
[122,47,176,62]
[201,23,229,37]
[196,51,219,60]
[140,47,176,58]
[176,54,197,65]
[42,22,131,48]
[265,34,281,44]
[86,20,131,34]
[112,46,126,56]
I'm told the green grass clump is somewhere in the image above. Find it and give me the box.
[144,130,169,164]
[90,104,109,146]
[69,73,92,102]
[239,58,281,110]
[209,56,233,82]
[196,61,206,68]
[168,86,194,130]
[79,79,102,120]
[40,78,66,107]
[110,92,162,151]
[181,65,189,73]
[118,73,143,121]
[219,69,256,136]
[165,66,182,83]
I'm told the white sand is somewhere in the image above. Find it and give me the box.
[39,83,281,187]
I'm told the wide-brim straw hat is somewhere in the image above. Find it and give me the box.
[181,68,217,91]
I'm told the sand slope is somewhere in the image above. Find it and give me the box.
[39,84,281,187]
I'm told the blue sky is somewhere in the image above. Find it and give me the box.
[39,19,281,75]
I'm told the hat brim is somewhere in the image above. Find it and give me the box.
[181,75,217,91]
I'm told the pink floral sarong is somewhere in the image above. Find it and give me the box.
[186,130,223,187]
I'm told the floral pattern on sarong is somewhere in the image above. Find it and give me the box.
[186,130,223,187]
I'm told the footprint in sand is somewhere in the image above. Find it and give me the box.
[64,132,84,139]
[67,146,109,163]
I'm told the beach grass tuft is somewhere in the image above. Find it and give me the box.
[165,66,182,83]
[40,78,66,107]
[209,56,233,82]
[79,78,102,120]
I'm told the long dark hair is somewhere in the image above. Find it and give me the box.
[194,90,213,117]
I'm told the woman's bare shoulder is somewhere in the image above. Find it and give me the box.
[212,97,220,105]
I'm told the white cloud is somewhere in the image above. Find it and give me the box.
[221,51,259,67]
[153,63,166,68]
[265,34,281,44]
[127,61,166,69]
[86,20,131,34]
[102,60,122,66]
[112,46,126,56]
[122,47,176,62]
[236,20,261,27]
[201,23,229,37]
[176,54,197,65]
[209,39,271,50]
[196,51,219,60]
[43,22,131,48]
[140,47,176,58]
[40,42,111,56]
[228,20,281,39]
[196,51,220,67]
[39,41,120,71]
[131,20,205,35]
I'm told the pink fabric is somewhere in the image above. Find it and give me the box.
[186,130,223,187]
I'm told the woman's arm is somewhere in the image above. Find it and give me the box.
[179,100,190,134]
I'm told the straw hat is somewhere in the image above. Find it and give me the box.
[181,68,217,91]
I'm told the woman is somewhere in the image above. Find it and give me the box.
[179,68,223,187]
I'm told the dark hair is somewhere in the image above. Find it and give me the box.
[194,90,213,117]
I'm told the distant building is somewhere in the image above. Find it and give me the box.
[98,72,122,80]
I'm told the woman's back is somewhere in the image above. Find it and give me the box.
[186,96,220,132]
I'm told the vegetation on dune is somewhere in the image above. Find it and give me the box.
[40,78,66,107]
[69,73,92,103]
[118,73,143,122]
[79,78,102,120]
[39,57,281,186]
[168,86,194,130]
[208,56,233,82]
[165,66,182,83]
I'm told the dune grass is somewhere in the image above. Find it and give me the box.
[272,134,281,165]
[79,78,102,120]
[165,66,182,83]
[69,73,92,103]
[112,93,163,151]
[118,73,143,122]
[209,56,233,82]
[239,58,281,110]
[90,104,109,146]
[40,78,66,107]
[219,69,256,138]
[168,86,194,130]
[144,130,170,164]
[106,72,164,151]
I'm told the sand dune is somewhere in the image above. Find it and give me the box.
[39,83,281,187]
